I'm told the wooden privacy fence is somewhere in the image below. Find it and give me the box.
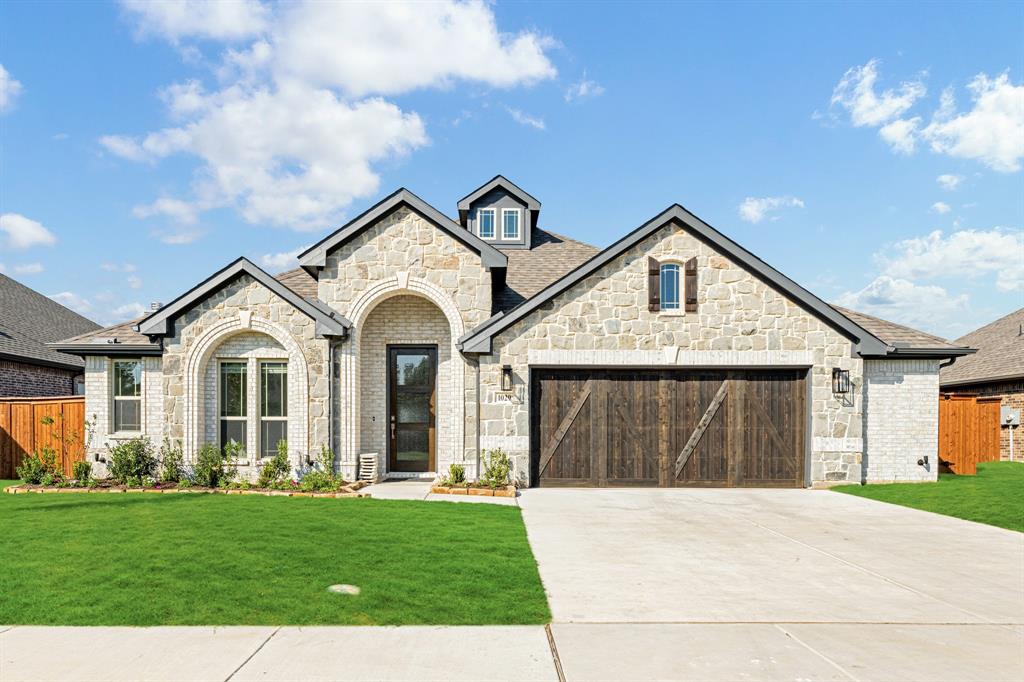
[0,396,86,479]
[938,394,1001,475]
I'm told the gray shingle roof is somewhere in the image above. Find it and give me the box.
[831,306,968,352]
[495,229,600,312]
[940,308,1024,387]
[0,273,101,369]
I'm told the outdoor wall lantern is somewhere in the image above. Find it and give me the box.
[832,368,851,395]
[501,365,514,392]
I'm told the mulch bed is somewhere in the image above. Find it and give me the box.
[5,479,372,498]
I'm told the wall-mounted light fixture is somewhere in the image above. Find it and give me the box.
[832,368,851,395]
[501,365,514,392]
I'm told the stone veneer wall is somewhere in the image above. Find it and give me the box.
[161,275,329,471]
[862,359,940,482]
[318,207,491,479]
[84,355,163,476]
[478,223,865,485]
[359,295,455,475]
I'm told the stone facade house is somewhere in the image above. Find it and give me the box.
[1,273,100,397]
[53,177,972,486]
[940,308,1024,461]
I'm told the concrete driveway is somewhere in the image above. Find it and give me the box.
[519,487,1024,681]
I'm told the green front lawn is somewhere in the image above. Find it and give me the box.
[833,462,1024,532]
[0,485,550,626]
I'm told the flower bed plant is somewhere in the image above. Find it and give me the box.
[431,450,517,498]
[9,437,368,498]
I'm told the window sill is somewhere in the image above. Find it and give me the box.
[109,431,144,439]
[659,309,686,317]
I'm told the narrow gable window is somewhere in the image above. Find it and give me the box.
[478,209,496,239]
[660,263,681,310]
[502,208,521,240]
[112,359,142,432]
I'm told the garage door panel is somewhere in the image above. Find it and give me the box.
[533,368,805,488]
[605,373,659,485]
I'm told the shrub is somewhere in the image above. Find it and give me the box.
[72,460,92,484]
[193,442,234,488]
[299,445,339,492]
[159,438,185,483]
[108,438,157,484]
[480,449,511,489]
[16,446,60,485]
[442,463,466,486]
[257,440,291,488]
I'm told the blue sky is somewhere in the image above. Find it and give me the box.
[1,0,1021,338]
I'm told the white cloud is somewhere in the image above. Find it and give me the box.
[108,1,555,231]
[52,132,70,141]
[835,276,968,333]
[930,201,951,214]
[0,64,23,113]
[110,302,147,320]
[506,107,545,130]
[49,292,94,316]
[565,73,605,102]
[878,227,1023,292]
[153,229,202,245]
[830,59,926,127]
[737,196,805,224]
[273,1,556,97]
[126,275,143,290]
[132,197,199,225]
[936,173,964,191]
[100,262,137,273]
[0,213,57,250]
[260,245,310,271]
[120,0,269,42]
[12,263,44,275]
[920,73,1024,172]
[879,117,920,154]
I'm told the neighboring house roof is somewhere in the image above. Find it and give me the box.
[940,308,1024,387]
[495,228,600,312]
[299,188,508,271]
[135,258,350,338]
[831,306,972,356]
[456,175,541,224]
[459,203,959,358]
[0,273,100,370]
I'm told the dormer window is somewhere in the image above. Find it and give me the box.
[502,208,521,240]
[478,208,496,239]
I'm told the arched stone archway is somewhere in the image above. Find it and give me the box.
[183,314,309,460]
[338,274,466,479]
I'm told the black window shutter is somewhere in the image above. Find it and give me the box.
[684,257,698,312]
[647,257,660,312]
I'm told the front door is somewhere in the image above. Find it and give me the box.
[388,345,437,473]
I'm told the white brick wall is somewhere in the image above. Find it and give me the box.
[863,359,940,482]
[359,295,457,476]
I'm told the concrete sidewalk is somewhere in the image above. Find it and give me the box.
[3,623,1022,681]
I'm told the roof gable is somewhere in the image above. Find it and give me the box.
[298,188,507,270]
[136,258,350,338]
[460,204,893,356]
[457,175,540,227]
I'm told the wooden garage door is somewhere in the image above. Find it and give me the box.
[531,369,806,488]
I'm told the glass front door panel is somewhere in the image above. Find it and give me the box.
[389,347,436,473]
